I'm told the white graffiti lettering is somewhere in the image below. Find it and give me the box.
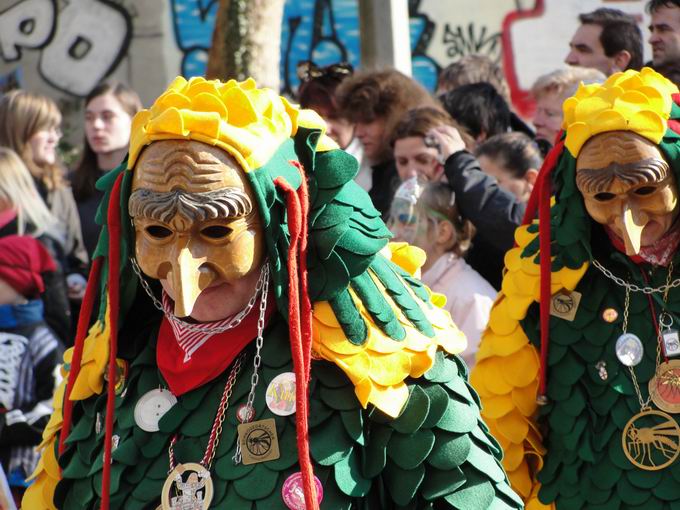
[38,0,131,96]
[0,0,56,62]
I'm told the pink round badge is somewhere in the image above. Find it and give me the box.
[281,472,323,510]
[236,404,255,423]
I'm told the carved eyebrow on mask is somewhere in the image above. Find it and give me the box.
[575,158,670,194]
[128,187,253,223]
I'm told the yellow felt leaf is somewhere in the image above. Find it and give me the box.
[501,345,540,388]
[333,351,370,385]
[488,298,519,336]
[42,441,60,479]
[512,380,539,417]
[507,461,533,499]
[504,442,526,471]
[369,351,411,386]
[496,410,530,444]
[477,358,514,395]
[408,345,437,377]
[387,242,426,276]
[313,301,340,327]
[365,382,410,417]
[506,294,535,321]
[481,394,515,419]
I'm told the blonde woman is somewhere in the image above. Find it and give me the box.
[0,147,71,344]
[0,90,88,277]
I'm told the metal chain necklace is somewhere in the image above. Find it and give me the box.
[131,257,269,333]
[157,271,270,510]
[616,264,680,471]
[592,258,680,294]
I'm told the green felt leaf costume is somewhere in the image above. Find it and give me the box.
[23,76,522,510]
[471,68,680,510]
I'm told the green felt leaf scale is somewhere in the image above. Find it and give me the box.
[52,315,521,509]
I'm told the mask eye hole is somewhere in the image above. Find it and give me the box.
[201,225,232,239]
[594,192,616,202]
[634,186,656,196]
[145,225,173,239]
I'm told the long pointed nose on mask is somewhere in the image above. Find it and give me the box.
[169,247,214,317]
[617,203,649,255]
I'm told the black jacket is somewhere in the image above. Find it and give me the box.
[369,159,400,219]
[443,150,526,289]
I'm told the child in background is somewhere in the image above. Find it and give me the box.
[388,178,496,367]
[0,235,61,504]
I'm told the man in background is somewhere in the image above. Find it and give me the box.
[565,8,643,75]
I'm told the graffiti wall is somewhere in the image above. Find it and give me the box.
[0,0,651,136]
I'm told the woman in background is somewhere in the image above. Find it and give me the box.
[72,82,142,258]
[0,148,71,344]
[0,90,87,300]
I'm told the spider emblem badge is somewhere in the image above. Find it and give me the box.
[622,409,680,470]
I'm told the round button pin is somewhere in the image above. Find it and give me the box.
[616,333,644,367]
[237,404,255,423]
[266,372,296,416]
[602,308,619,323]
[134,388,177,432]
[282,472,323,510]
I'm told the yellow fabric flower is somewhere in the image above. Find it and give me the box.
[563,67,678,157]
[128,76,337,172]
[313,242,467,417]
[470,222,588,503]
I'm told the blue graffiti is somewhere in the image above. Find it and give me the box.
[168,0,439,91]
[169,0,218,78]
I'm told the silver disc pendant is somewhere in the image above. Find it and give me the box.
[615,333,644,367]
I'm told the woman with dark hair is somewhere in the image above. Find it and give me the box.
[475,132,542,203]
[390,106,474,182]
[336,69,436,216]
[72,82,142,258]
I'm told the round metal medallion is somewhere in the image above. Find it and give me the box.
[134,388,177,432]
[615,333,644,367]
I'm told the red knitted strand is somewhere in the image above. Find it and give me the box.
[59,256,103,455]
[538,169,552,398]
[274,173,318,510]
[101,172,124,510]
[521,135,564,227]
[534,139,564,398]
[288,161,313,381]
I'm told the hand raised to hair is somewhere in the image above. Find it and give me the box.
[426,125,467,161]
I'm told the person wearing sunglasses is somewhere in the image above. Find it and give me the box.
[296,61,373,190]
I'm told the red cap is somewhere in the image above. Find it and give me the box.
[0,235,56,298]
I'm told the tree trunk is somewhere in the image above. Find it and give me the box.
[206,0,285,90]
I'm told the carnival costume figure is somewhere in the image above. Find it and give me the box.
[472,68,680,509]
[23,77,523,510]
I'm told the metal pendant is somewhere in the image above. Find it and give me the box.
[615,333,644,367]
[134,388,177,432]
[662,329,680,358]
[160,462,213,510]
[650,360,680,413]
[237,418,281,465]
[549,291,582,322]
[622,409,680,470]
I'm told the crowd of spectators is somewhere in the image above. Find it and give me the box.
[2,0,680,503]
